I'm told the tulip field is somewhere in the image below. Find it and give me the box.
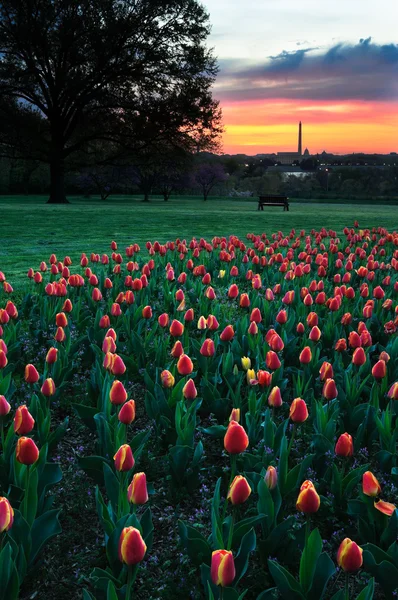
[0,203,398,599]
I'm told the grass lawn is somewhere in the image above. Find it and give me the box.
[1,194,398,285]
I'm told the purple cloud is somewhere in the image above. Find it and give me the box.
[215,38,398,102]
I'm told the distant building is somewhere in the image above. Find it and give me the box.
[276,121,309,165]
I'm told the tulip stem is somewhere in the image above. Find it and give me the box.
[125,565,137,599]
[287,424,297,455]
[305,517,311,546]
[226,509,235,551]
[345,572,349,600]
[0,421,4,452]
[221,455,237,524]
[219,588,224,600]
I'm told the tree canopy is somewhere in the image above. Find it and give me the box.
[0,0,222,202]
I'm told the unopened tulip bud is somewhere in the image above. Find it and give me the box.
[119,400,136,424]
[264,465,278,490]
[114,445,135,471]
[387,382,398,400]
[16,437,39,465]
[337,538,363,572]
[158,313,169,327]
[24,365,39,385]
[0,497,14,532]
[102,336,116,354]
[372,360,386,379]
[183,378,197,399]
[224,420,249,454]
[170,320,184,337]
[171,340,184,358]
[362,471,381,497]
[54,327,66,342]
[127,472,148,505]
[111,355,126,376]
[211,550,235,587]
[268,386,282,407]
[41,378,56,397]
[335,432,353,457]
[56,312,68,327]
[0,351,7,369]
[266,351,281,370]
[229,408,240,422]
[46,347,58,364]
[14,405,35,434]
[228,475,251,505]
[296,480,320,513]
[319,361,333,382]
[110,380,128,405]
[246,368,256,384]
[220,325,234,342]
[289,398,308,423]
[0,395,11,416]
[241,356,251,371]
[118,527,147,565]
[177,354,193,375]
[161,370,175,388]
[323,378,338,400]
[299,346,312,364]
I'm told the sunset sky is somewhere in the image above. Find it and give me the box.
[203,0,398,155]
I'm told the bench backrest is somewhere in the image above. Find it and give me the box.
[259,195,288,202]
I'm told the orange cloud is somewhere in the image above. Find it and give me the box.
[221,99,398,155]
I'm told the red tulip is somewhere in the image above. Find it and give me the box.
[266,351,281,370]
[322,378,338,400]
[41,378,56,397]
[335,432,353,457]
[200,339,215,357]
[337,538,363,572]
[56,312,68,327]
[118,527,147,565]
[16,437,39,465]
[0,395,11,416]
[169,320,184,337]
[372,360,386,379]
[110,381,128,405]
[182,379,197,400]
[171,340,184,358]
[177,354,193,375]
[268,386,282,407]
[114,445,135,471]
[220,325,234,342]
[362,471,381,497]
[46,347,58,364]
[127,473,148,505]
[299,346,312,364]
[14,405,35,435]
[319,362,333,381]
[224,420,249,454]
[211,550,235,587]
[289,398,308,423]
[24,364,39,384]
[0,496,14,532]
[118,400,136,424]
[296,480,320,513]
[352,347,366,366]
[227,475,251,505]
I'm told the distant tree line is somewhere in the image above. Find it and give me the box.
[1,151,398,202]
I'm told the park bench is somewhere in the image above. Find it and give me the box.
[257,195,289,211]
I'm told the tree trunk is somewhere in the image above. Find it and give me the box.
[47,156,69,204]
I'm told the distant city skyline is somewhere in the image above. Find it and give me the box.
[202,0,398,155]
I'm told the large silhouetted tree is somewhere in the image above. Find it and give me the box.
[0,0,222,203]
